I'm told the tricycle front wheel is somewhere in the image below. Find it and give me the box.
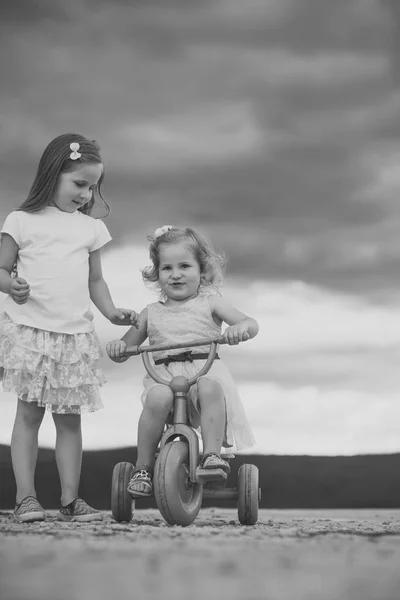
[154,441,203,526]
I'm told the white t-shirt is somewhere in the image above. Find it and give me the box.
[1,207,112,334]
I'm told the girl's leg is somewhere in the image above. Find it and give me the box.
[52,412,102,521]
[129,385,173,496]
[136,385,174,467]
[197,377,226,456]
[11,397,45,503]
[52,412,82,506]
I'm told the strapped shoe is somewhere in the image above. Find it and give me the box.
[200,453,231,475]
[127,467,154,498]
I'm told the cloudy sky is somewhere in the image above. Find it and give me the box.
[1,0,399,454]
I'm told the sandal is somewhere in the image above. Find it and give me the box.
[127,466,154,498]
[200,453,231,475]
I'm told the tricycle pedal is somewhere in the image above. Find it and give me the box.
[220,453,235,460]
[196,467,228,484]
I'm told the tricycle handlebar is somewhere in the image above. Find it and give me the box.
[124,336,226,357]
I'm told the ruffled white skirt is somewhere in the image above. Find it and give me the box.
[0,312,105,414]
[141,358,256,452]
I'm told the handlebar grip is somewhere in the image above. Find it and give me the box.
[124,345,140,356]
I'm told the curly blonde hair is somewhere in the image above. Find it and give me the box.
[142,227,226,293]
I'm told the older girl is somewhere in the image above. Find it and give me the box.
[0,133,138,522]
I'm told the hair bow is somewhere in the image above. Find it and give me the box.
[154,225,173,239]
[69,142,82,160]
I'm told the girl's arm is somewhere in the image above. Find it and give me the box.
[106,308,148,362]
[209,295,259,345]
[89,249,138,326]
[0,234,30,303]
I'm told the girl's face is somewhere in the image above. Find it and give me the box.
[51,163,103,213]
[158,242,201,304]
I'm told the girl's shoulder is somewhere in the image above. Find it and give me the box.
[2,208,105,232]
[207,292,230,312]
[204,289,223,301]
[3,209,23,224]
[76,211,96,223]
[2,208,51,229]
[1,210,49,246]
[5,208,47,219]
[147,300,167,311]
[1,210,25,241]
[3,208,56,226]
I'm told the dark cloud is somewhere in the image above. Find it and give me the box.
[0,0,398,298]
[95,0,389,55]
[381,0,400,79]
[0,0,67,24]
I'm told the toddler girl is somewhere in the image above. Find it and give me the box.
[0,133,138,522]
[106,225,258,498]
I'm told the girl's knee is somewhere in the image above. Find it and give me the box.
[52,412,81,432]
[145,385,173,414]
[198,377,223,399]
[197,378,225,409]
[17,398,45,427]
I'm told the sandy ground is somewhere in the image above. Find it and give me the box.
[1,508,400,600]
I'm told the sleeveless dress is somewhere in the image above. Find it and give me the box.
[142,294,255,451]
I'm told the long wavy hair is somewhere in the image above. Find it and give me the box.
[142,227,226,296]
[18,133,109,217]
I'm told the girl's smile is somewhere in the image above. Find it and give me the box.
[158,242,200,305]
[51,163,103,213]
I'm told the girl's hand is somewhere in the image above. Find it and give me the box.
[222,323,251,345]
[109,308,139,327]
[106,339,129,362]
[10,277,30,304]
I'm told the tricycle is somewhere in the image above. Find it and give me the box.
[111,336,261,526]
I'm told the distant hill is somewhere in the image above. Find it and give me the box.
[1,444,400,509]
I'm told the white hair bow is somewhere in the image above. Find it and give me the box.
[154,225,173,239]
[69,142,82,160]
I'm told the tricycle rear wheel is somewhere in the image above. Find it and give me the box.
[237,463,259,525]
[111,461,134,523]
